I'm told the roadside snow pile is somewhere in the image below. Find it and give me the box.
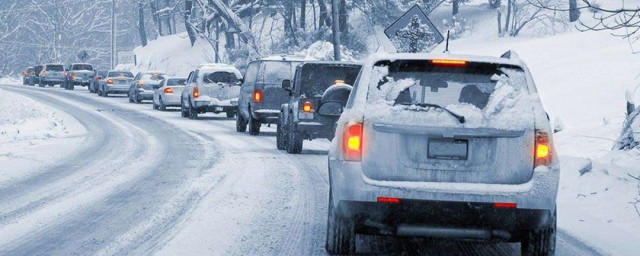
[296,41,357,61]
[133,33,217,77]
[0,76,21,85]
[0,88,84,144]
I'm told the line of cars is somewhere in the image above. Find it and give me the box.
[21,51,559,255]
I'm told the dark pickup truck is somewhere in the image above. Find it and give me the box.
[277,61,362,154]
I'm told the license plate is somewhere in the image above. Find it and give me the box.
[215,107,223,111]
[428,139,468,160]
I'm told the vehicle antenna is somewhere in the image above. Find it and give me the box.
[444,30,451,53]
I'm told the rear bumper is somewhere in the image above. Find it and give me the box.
[252,109,280,124]
[160,93,181,106]
[337,199,552,241]
[194,99,238,113]
[105,85,129,94]
[40,77,64,83]
[296,121,335,140]
[329,160,559,215]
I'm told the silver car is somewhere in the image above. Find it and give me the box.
[153,77,187,111]
[98,71,134,97]
[38,63,65,87]
[129,71,167,103]
[181,64,242,119]
[63,63,95,90]
[326,52,559,255]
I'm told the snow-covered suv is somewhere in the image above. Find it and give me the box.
[326,51,559,255]
[181,63,243,119]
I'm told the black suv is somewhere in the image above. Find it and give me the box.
[236,55,313,135]
[277,61,362,153]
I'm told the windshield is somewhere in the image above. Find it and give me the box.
[46,65,64,71]
[370,60,526,110]
[142,73,165,81]
[298,64,361,97]
[202,71,239,84]
[167,78,187,86]
[262,61,299,85]
[108,71,133,78]
[71,64,93,71]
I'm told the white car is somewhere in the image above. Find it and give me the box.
[326,51,559,255]
[181,63,243,119]
[153,77,187,111]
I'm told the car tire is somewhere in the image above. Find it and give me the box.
[276,112,286,150]
[325,189,356,255]
[248,115,261,136]
[181,99,189,118]
[153,101,159,110]
[69,83,74,90]
[236,113,248,132]
[129,93,135,103]
[286,116,303,154]
[38,82,45,88]
[188,100,198,120]
[159,98,167,111]
[521,210,556,256]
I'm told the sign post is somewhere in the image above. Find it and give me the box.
[384,5,444,53]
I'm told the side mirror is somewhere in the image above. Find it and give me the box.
[282,79,292,91]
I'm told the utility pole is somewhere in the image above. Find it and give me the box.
[331,0,341,61]
[111,0,117,69]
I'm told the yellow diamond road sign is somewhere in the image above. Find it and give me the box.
[384,5,444,53]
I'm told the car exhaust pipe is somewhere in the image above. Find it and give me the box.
[396,224,511,241]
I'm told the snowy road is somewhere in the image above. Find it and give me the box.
[0,84,602,255]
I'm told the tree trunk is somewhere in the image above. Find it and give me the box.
[338,0,347,34]
[150,0,162,37]
[138,2,148,47]
[504,0,512,33]
[331,0,340,60]
[318,0,331,28]
[452,0,459,16]
[185,0,196,46]
[300,0,306,30]
[569,0,579,22]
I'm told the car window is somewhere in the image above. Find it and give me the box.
[345,71,362,109]
[369,60,526,110]
[167,78,187,86]
[297,64,361,97]
[202,71,239,84]
[46,65,64,71]
[260,61,298,85]
[142,73,165,81]
[108,71,133,78]
[72,64,93,71]
[244,62,259,84]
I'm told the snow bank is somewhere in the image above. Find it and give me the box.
[133,33,218,77]
[296,41,357,61]
[0,76,21,85]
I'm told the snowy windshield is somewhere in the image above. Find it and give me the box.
[298,64,361,97]
[202,71,239,84]
[71,64,93,71]
[142,73,166,81]
[46,65,64,71]
[370,60,526,110]
[167,78,187,86]
[108,71,133,78]
[262,61,299,85]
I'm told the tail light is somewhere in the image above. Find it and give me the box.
[302,101,312,113]
[64,71,68,77]
[534,131,552,167]
[96,77,101,81]
[71,73,76,80]
[253,89,262,103]
[193,87,199,98]
[41,70,46,76]
[106,78,113,84]
[430,59,468,67]
[23,72,28,76]
[138,80,144,87]
[343,122,363,161]
[494,202,517,209]
[377,197,400,204]
[164,87,174,94]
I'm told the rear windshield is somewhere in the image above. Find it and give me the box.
[261,61,299,85]
[142,73,166,81]
[108,71,133,78]
[298,64,361,97]
[202,71,239,84]
[71,64,93,71]
[46,65,64,71]
[167,78,187,86]
[97,71,108,77]
[369,60,526,110]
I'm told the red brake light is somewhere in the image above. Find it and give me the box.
[106,78,113,84]
[430,59,467,67]
[377,197,400,204]
[343,122,363,161]
[193,87,199,98]
[253,89,262,103]
[71,73,76,80]
[24,72,28,76]
[534,131,552,167]
[302,101,312,113]
[494,202,517,209]
[164,87,174,94]
[96,77,101,81]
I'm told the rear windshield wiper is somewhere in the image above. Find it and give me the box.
[398,103,466,124]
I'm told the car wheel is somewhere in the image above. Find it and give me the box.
[159,98,167,111]
[38,82,45,88]
[153,101,159,110]
[286,116,303,154]
[69,82,74,90]
[188,100,198,120]
[325,189,356,255]
[180,99,189,117]
[521,210,556,256]
[236,113,248,132]
[135,93,142,104]
[276,112,286,150]
[248,115,261,136]
[128,92,135,103]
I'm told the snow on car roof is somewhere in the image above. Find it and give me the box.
[260,55,316,61]
[199,65,242,78]
[366,52,525,67]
